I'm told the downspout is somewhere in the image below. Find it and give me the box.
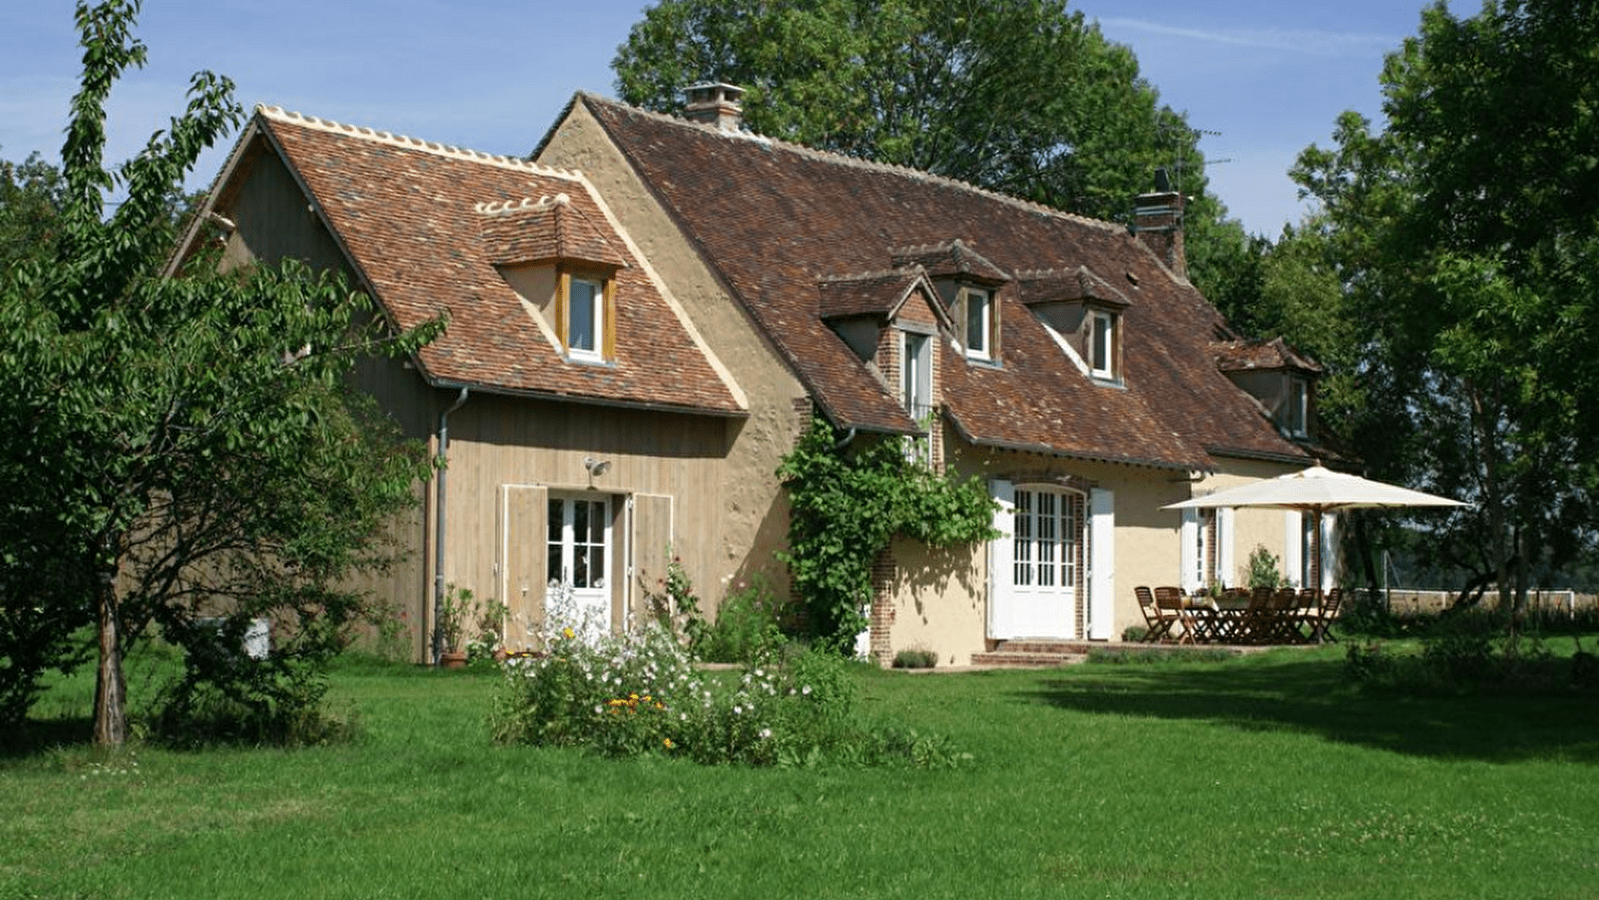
[432,386,470,665]
[833,426,857,451]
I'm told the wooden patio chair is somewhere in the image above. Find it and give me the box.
[1154,586,1197,645]
[1234,587,1275,644]
[1306,588,1343,643]
[1135,586,1171,642]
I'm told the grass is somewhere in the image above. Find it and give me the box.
[4,644,1598,899]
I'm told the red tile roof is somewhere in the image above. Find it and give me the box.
[246,107,743,416]
[1213,337,1324,374]
[573,95,1307,468]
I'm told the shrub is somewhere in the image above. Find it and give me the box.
[489,605,957,768]
[892,647,938,669]
[1121,625,1148,643]
[1246,545,1289,590]
[696,576,788,664]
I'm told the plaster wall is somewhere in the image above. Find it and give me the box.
[536,103,813,613]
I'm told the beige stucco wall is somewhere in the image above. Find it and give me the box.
[536,102,813,618]
[1195,456,1308,588]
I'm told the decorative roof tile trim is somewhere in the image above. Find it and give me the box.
[562,169,750,411]
[577,92,1122,237]
[475,194,571,216]
[255,105,585,181]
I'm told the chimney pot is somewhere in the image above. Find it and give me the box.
[683,82,745,131]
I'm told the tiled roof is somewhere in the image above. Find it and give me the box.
[477,194,630,269]
[817,269,935,321]
[1017,266,1131,309]
[249,107,742,416]
[576,94,1309,468]
[890,240,1010,284]
[1213,337,1324,374]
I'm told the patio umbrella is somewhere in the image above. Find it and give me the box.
[1162,466,1468,589]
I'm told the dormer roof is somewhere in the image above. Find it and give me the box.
[816,267,949,329]
[1017,266,1131,309]
[477,193,629,269]
[1213,337,1324,375]
[890,240,1011,285]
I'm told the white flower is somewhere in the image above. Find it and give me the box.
[802,684,812,695]
[733,705,743,715]
[759,728,772,740]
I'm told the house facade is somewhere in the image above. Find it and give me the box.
[177,86,1331,666]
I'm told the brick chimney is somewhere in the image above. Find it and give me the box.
[1134,168,1186,279]
[683,82,745,131]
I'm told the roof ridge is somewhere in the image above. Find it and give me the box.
[579,93,1121,235]
[816,267,922,283]
[256,104,584,181]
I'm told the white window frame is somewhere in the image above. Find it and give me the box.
[1089,309,1117,380]
[566,275,605,362]
[901,330,933,425]
[963,287,992,361]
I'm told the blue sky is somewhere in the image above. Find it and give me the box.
[0,0,1461,237]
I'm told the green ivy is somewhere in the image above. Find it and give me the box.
[776,417,997,650]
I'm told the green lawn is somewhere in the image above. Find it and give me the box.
[5,647,1597,899]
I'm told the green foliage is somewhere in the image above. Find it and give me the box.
[490,620,957,768]
[0,152,66,274]
[0,1,441,741]
[891,647,937,669]
[1287,0,1599,607]
[438,584,503,657]
[697,575,789,664]
[1246,545,1288,590]
[776,416,996,650]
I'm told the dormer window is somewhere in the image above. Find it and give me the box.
[1286,375,1309,437]
[562,271,611,362]
[902,329,933,425]
[963,287,993,361]
[1089,309,1118,380]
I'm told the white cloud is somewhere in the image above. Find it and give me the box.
[1097,17,1396,57]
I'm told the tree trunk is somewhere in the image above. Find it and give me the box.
[92,560,127,747]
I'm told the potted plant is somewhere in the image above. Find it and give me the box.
[438,583,475,668]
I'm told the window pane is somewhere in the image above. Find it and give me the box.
[1092,313,1112,373]
[569,278,599,352]
[547,499,564,584]
[574,541,589,587]
[966,291,987,354]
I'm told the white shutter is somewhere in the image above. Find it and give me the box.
[1284,510,1303,588]
[1179,507,1200,593]
[1217,508,1236,588]
[988,480,1015,639]
[1320,513,1338,591]
[1089,488,1115,640]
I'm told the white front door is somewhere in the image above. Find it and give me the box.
[993,484,1083,639]
[547,493,612,636]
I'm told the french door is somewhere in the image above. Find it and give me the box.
[1005,486,1083,638]
[546,493,612,634]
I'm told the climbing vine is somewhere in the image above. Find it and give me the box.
[776,416,997,649]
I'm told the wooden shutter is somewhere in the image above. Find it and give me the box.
[1179,507,1201,593]
[555,272,571,352]
[628,493,674,625]
[1089,488,1115,640]
[601,277,618,360]
[1216,507,1236,587]
[987,479,1014,639]
[499,484,549,648]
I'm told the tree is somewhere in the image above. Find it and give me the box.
[0,0,439,744]
[0,152,66,274]
[1287,0,1599,609]
[612,0,1253,299]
